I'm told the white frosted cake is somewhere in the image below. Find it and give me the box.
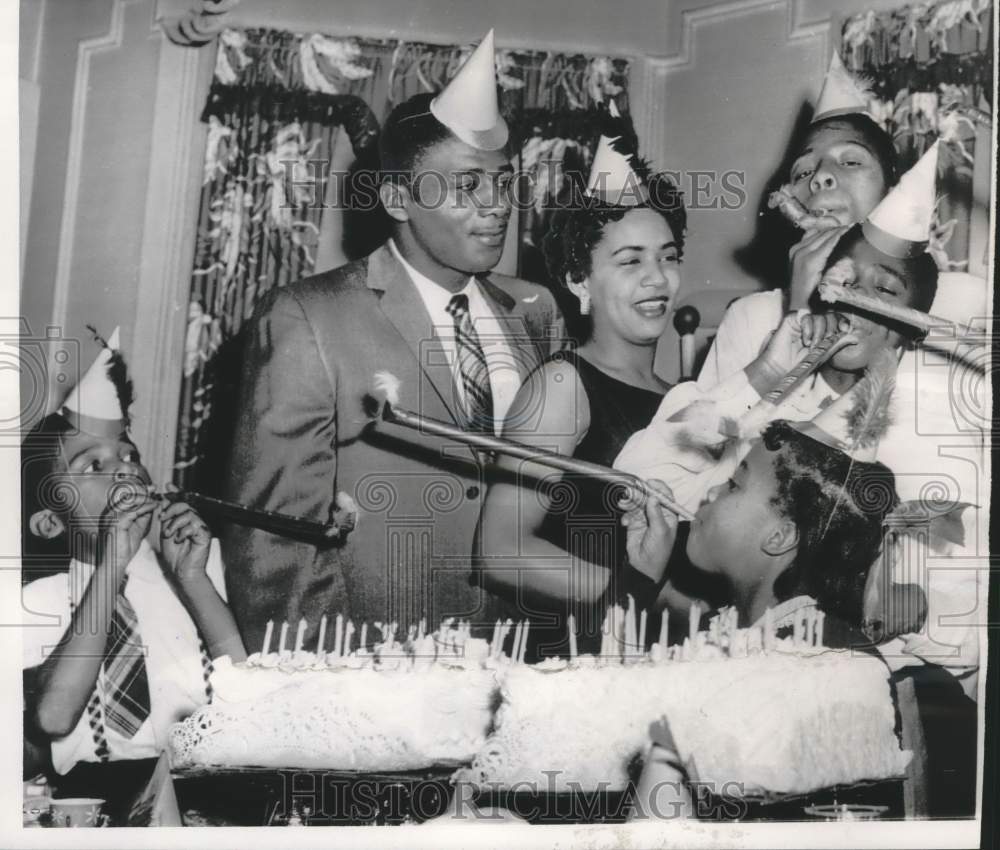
[169,620,503,772]
[460,609,912,797]
[169,608,910,796]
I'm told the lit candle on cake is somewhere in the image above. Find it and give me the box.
[278,621,289,657]
[519,622,530,663]
[359,622,367,654]
[689,603,699,643]
[293,618,307,654]
[568,614,578,658]
[639,609,648,655]
[658,611,669,652]
[343,620,355,656]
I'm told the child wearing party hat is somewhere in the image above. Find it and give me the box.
[699,51,900,389]
[618,140,983,692]
[21,329,245,778]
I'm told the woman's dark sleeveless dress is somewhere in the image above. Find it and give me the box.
[522,350,667,662]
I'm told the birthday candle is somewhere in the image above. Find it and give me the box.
[418,617,426,639]
[617,605,626,661]
[278,621,289,657]
[689,603,699,643]
[262,620,274,656]
[639,609,648,655]
[294,618,307,654]
[625,598,636,658]
[490,620,501,657]
[359,622,367,654]
[334,613,344,657]
[815,611,826,647]
[519,622,530,663]
[513,621,525,662]
[599,613,608,657]
[568,614,578,658]
[658,611,669,651]
[316,615,328,658]
[343,620,355,656]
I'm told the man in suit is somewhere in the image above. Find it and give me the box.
[221,31,563,650]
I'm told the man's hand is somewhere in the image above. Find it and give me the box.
[788,225,850,310]
[619,480,679,582]
[159,483,212,587]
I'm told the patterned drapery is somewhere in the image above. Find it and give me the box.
[174,27,631,490]
[840,0,993,270]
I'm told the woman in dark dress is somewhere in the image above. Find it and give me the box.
[475,135,688,661]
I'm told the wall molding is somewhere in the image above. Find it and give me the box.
[631,0,833,191]
[50,0,150,349]
[131,30,213,483]
[648,0,829,70]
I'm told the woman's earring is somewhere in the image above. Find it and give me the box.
[578,292,591,315]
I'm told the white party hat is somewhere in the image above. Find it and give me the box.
[60,327,132,437]
[813,52,873,122]
[862,142,938,258]
[585,134,647,207]
[430,29,509,151]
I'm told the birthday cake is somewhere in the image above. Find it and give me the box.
[460,609,912,796]
[169,610,910,795]
[168,620,503,772]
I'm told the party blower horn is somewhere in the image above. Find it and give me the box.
[365,372,696,521]
[108,481,353,544]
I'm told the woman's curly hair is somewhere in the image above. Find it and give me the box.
[542,170,687,287]
[763,420,898,627]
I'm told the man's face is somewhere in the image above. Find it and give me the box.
[789,123,887,226]
[53,431,151,522]
[403,136,514,275]
[828,238,915,372]
[686,443,785,581]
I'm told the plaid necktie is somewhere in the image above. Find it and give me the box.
[101,592,151,739]
[446,293,494,431]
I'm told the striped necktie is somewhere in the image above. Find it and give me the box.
[101,592,151,739]
[446,293,494,432]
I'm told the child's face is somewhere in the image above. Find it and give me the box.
[788,123,887,226]
[52,431,151,523]
[686,442,786,580]
[827,238,914,372]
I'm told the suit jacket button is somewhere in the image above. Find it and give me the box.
[466,485,480,499]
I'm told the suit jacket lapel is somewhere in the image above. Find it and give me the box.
[367,244,462,423]
[477,275,546,385]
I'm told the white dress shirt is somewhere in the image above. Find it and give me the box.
[389,239,520,432]
[22,539,226,774]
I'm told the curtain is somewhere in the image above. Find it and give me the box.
[840,0,993,271]
[174,29,381,490]
[174,26,631,489]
